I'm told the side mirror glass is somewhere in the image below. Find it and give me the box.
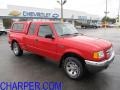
[45,34,54,39]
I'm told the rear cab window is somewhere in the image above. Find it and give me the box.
[12,23,24,31]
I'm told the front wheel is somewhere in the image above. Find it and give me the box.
[12,42,23,56]
[63,57,84,80]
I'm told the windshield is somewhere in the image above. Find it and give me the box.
[54,23,79,36]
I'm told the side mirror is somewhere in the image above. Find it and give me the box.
[45,34,54,39]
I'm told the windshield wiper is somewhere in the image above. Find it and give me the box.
[60,34,73,36]
[73,33,79,34]
[60,33,81,36]
[74,33,84,36]
[73,33,79,36]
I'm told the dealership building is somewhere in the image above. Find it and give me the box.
[0,5,100,27]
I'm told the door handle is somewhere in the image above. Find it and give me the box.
[35,39,39,42]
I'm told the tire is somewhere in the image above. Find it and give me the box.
[12,42,23,56]
[4,32,7,34]
[63,57,84,80]
[0,31,3,35]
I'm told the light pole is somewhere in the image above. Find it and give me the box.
[104,0,109,29]
[117,0,120,23]
[57,0,67,22]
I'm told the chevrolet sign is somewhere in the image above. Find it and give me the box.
[23,11,59,18]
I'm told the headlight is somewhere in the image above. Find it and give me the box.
[93,51,104,59]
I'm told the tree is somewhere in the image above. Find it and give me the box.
[102,16,116,24]
[3,18,13,29]
[102,16,110,22]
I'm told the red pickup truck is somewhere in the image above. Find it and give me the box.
[8,21,115,79]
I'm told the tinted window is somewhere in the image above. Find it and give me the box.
[28,23,36,35]
[12,23,24,31]
[38,25,53,37]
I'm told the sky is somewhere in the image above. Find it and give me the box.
[0,0,119,18]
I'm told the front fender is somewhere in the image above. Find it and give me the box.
[62,49,86,59]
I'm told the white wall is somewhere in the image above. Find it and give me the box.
[0,5,100,20]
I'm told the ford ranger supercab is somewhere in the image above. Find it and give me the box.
[8,21,115,79]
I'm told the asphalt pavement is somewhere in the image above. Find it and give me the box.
[0,28,120,90]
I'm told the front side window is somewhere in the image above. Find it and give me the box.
[54,23,79,36]
[38,25,53,37]
[12,23,24,31]
[28,23,36,35]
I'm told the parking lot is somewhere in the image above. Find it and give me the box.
[0,28,120,90]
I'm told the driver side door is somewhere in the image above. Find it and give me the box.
[35,24,58,60]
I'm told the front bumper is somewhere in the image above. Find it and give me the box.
[85,51,115,72]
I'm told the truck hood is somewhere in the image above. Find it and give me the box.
[63,35,112,50]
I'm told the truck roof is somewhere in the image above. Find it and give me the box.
[13,21,61,24]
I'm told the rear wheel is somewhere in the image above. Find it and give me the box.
[12,42,23,56]
[63,57,84,80]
